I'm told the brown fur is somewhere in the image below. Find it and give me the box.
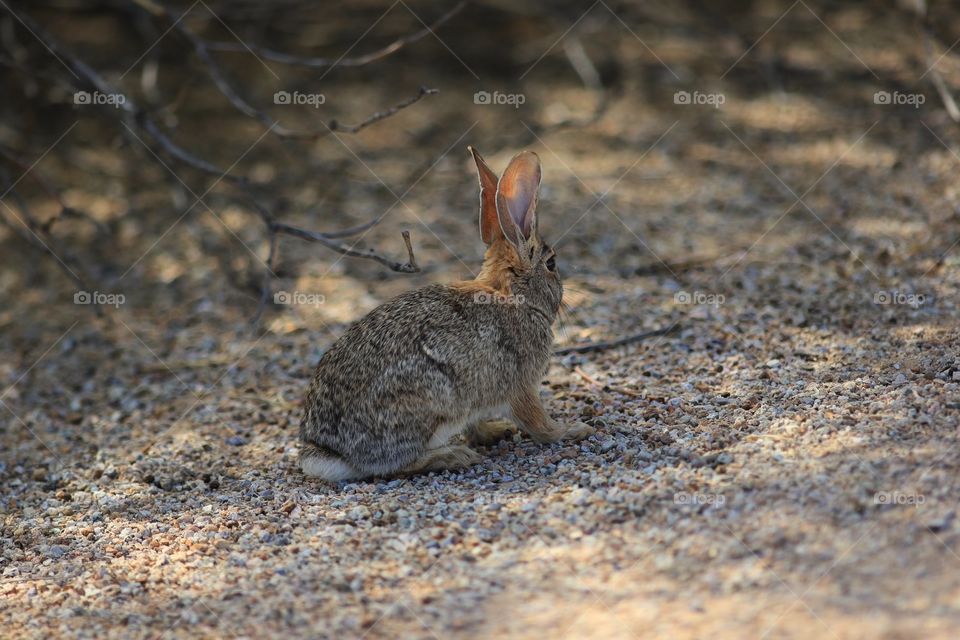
[298,148,595,482]
[452,237,523,296]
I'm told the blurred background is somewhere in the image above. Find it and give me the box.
[1,1,957,330]
[2,1,959,638]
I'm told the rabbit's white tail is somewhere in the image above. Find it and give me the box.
[300,443,358,481]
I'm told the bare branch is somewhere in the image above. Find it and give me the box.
[269,221,420,273]
[204,1,468,69]
[328,86,437,133]
[303,217,382,239]
[400,230,418,271]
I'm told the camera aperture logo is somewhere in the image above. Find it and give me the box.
[674,90,725,109]
[674,492,725,506]
[674,290,725,307]
[874,91,925,108]
[274,291,325,307]
[74,290,125,308]
[273,91,326,108]
[473,291,525,305]
[874,491,924,506]
[74,91,126,109]
[474,90,526,109]
[873,290,928,308]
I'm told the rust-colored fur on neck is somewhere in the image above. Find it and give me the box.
[452,238,524,295]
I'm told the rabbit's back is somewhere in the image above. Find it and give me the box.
[300,284,551,473]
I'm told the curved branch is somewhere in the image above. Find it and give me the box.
[137,0,443,140]
[204,1,468,69]
[328,87,437,133]
[269,221,420,273]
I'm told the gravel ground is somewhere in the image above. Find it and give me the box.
[3,252,958,639]
[4,3,960,638]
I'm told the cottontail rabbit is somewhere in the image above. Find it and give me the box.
[299,148,594,481]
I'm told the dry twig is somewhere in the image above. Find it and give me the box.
[555,325,680,356]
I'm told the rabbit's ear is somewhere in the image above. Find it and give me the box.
[469,146,502,246]
[495,151,541,249]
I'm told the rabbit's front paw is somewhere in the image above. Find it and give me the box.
[561,421,596,441]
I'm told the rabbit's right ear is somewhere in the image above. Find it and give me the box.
[495,151,541,250]
[469,146,502,246]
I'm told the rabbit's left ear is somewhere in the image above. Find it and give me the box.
[496,151,541,248]
[469,146,502,246]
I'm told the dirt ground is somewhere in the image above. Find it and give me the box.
[2,2,960,638]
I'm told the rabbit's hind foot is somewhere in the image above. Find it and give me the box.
[400,443,483,476]
[467,419,517,447]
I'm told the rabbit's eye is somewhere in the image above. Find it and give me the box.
[545,255,556,271]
